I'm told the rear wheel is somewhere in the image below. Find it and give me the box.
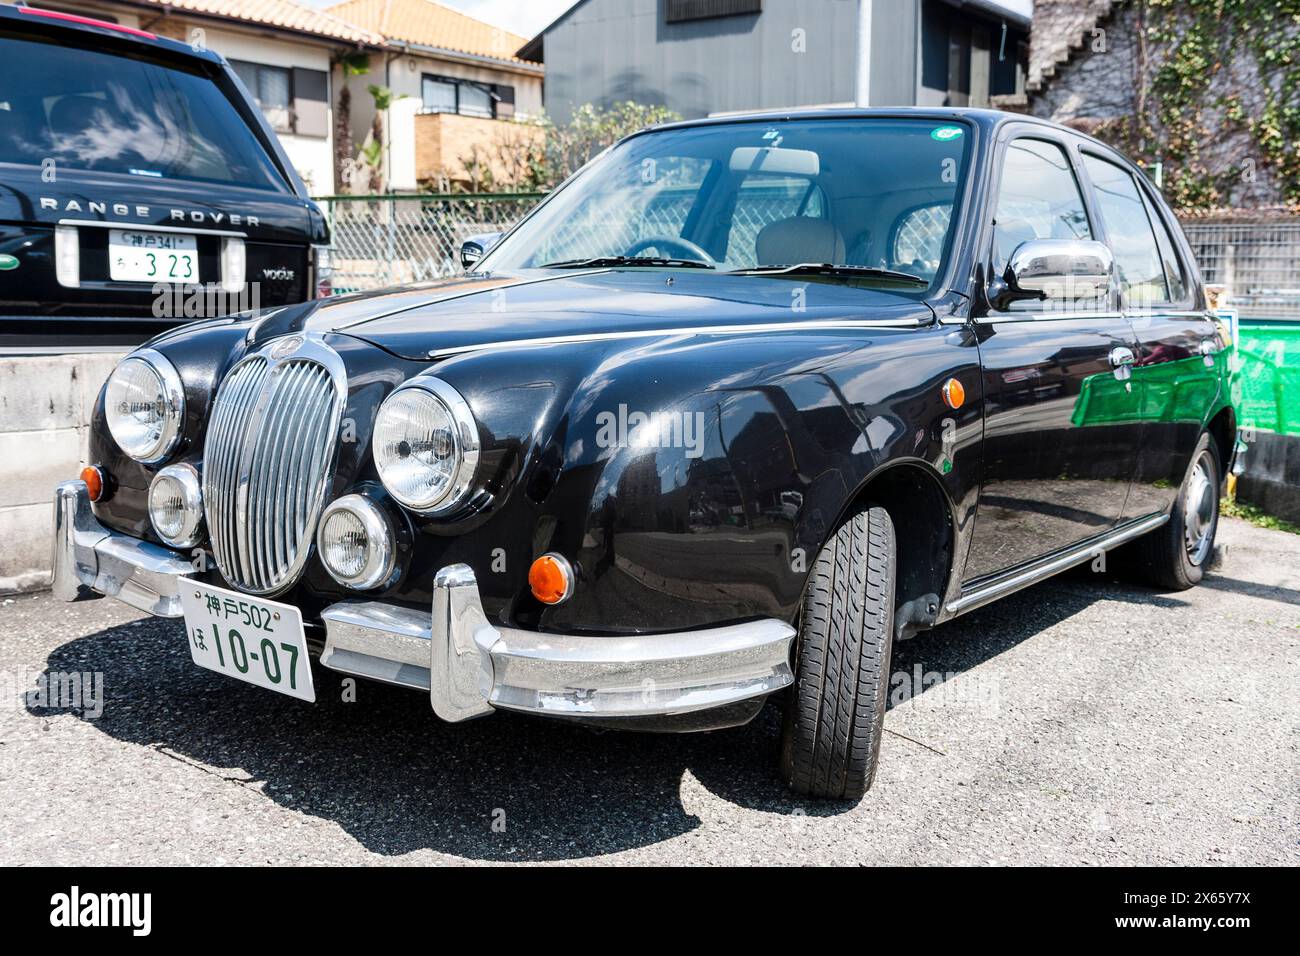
[1121,432,1220,590]
[779,505,895,800]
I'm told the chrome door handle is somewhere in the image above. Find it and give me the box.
[1199,338,1219,356]
[1109,346,1135,368]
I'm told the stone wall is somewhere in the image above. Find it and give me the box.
[0,353,124,593]
[1027,0,1298,212]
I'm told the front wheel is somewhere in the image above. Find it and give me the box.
[1121,432,1221,590]
[779,505,895,800]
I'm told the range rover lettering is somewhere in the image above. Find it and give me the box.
[54,110,1234,800]
[0,5,330,344]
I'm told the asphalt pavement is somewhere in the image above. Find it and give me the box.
[1,516,1295,865]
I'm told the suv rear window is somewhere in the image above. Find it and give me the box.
[0,30,290,192]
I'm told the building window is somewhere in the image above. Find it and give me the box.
[421,75,511,119]
[666,0,762,23]
[230,61,328,138]
[232,61,291,132]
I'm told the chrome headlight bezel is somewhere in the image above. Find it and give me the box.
[316,494,397,590]
[147,462,204,549]
[104,348,185,464]
[372,376,480,515]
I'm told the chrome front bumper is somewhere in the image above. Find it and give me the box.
[52,481,796,721]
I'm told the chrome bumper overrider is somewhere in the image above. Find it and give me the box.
[52,481,796,721]
[52,480,196,617]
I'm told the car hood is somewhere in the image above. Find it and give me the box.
[247,269,935,360]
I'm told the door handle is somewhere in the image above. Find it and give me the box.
[1109,346,1135,368]
[1200,338,1219,367]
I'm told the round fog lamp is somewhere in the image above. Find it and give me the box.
[317,495,396,590]
[148,463,203,548]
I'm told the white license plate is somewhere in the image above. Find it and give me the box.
[180,582,315,702]
[108,229,199,284]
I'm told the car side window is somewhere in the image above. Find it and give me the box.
[991,138,1092,287]
[1081,154,1170,307]
[1138,186,1188,303]
[892,203,952,282]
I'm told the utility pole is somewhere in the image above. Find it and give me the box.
[855,0,872,107]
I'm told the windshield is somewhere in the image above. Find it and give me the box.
[482,117,972,289]
[0,30,290,192]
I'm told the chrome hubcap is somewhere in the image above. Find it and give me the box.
[1183,452,1216,566]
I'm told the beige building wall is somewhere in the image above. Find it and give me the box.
[339,50,544,193]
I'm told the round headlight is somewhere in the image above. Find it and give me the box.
[372,377,479,514]
[105,349,184,463]
[148,463,203,548]
[317,495,396,589]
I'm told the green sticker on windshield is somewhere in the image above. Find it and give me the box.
[931,126,964,142]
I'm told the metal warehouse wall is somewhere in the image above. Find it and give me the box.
[541,0,878,121]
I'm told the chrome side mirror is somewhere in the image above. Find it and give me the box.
[989,238,1114,310]
[460,232,503,271]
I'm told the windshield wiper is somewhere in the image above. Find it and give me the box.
[538,255,716,270]
[727,263,929,285]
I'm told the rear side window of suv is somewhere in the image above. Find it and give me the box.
[0,30,289,191]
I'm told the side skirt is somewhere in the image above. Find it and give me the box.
[946,512,1170,617]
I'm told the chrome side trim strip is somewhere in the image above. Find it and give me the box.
[320,565,797,721]
[974,310,1125,324]
[947,512,1169,616]
[58,218,248,238]
[426,318,920,358]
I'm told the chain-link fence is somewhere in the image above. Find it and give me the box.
[1181,218,1300,319]
[318,193,544,293]
[319,194,1300,320]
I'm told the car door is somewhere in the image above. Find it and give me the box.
[963,134,1144,583]
[1078,150,1223,520]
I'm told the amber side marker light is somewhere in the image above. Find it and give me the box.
[942,377,966,410]
[529,553,574,605]
[80,466,105,502]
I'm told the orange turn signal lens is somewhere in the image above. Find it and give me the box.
[942,377,966,410]
[80,465,104,502]
[528,553,574,605]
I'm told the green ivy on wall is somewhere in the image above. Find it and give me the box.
[1094,0,1300,212]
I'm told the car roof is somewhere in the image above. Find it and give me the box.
[637,106,1142,171]
[0,3,225,66]
[644,106,1104,144]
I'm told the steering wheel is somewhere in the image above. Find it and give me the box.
[624,235,718,265]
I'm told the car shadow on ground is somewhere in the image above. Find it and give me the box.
[32,570,1189,862]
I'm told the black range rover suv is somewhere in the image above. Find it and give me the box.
[0,4,330,344]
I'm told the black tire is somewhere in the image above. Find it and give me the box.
[1121,432,1221,590]
[779,505,895,800]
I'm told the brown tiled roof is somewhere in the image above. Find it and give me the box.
[1028,0,1119,92]
[327,0,532,64]
[127,0,384,45]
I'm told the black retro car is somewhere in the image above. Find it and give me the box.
[0,4,330,345]
[54,109,1235,800]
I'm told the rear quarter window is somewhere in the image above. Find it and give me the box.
[0,29,289,192]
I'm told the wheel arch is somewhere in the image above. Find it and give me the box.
[1206,404,1236,484]
[829,459,957,640]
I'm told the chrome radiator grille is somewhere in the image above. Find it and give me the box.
[202,341,344,594]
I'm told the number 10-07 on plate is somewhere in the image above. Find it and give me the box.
[180,582,316,702]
